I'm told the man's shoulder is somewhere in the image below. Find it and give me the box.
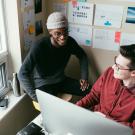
[35,36,50,46]
[68,36,77,43]
[103,67,114,77]
[67,36,80,49]
[32,36,50,49]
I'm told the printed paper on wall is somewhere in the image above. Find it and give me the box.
[93,29,120,51]
[68,2,94,25]
[23,9,35,47]
[69,24,92,46]
[94,4,124,28]
[120,33,135,45]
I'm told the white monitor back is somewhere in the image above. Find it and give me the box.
[36,89,132,135]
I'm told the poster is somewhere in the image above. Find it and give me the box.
[68,2,94,25]
[93,29,120,51]
[69,24,92,46]
[120,33,135,45]
[94,4,124,28]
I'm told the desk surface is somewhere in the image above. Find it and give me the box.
[32,114,50,135]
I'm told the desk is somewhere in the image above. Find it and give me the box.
[32,114,49,134]
[17,114,50,135]
[32,114,43,128]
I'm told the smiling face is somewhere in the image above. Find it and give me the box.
[49,28,68,47]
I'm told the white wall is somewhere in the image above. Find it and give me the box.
[4,0,22,79]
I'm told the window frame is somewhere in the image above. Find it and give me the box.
[0,0,9,97]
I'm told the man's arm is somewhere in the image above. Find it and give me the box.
[73,44,88,80]
[18,49,37,101]
[75,67,111,108]
[76,86,100,108]
[76,70,105,108]
[70,37,89,91]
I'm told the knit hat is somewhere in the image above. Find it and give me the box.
[46,12,68,29]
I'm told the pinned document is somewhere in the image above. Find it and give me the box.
[120,33,135,45]
[93,29,120,51]
[94,4,124,28]
[69,24,92,46]
[68,1,94,25]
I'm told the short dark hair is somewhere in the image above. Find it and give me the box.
[120,44,135,70]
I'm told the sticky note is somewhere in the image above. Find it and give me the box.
[115,32,121,43]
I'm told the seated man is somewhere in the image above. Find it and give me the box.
[76,44,135,134]
[18,12,90,102]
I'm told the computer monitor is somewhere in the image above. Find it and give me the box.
[36,89,132,135]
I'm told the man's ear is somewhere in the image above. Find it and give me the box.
[131,70,135,77]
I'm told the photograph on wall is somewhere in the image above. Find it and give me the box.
[126,7,135,24]
[35,20,43,36]
[35,0,42,13]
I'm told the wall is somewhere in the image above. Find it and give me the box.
[45,0,135,84]
[4,0,22,79]
[17,0,48,60]
[17,0,135,85]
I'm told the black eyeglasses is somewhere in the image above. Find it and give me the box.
[53,29,69,38]
[114,56,132,71]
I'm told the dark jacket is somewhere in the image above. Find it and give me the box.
[19,36,88,101]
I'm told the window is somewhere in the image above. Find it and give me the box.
[0,57,8,97]
[0,1,9,97]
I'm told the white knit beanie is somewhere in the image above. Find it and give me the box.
[46,12,68,29]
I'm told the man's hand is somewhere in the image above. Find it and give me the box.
[80,79,89,91]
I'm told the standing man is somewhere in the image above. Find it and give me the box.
[76,44,135,134]
[18,12,90,101]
